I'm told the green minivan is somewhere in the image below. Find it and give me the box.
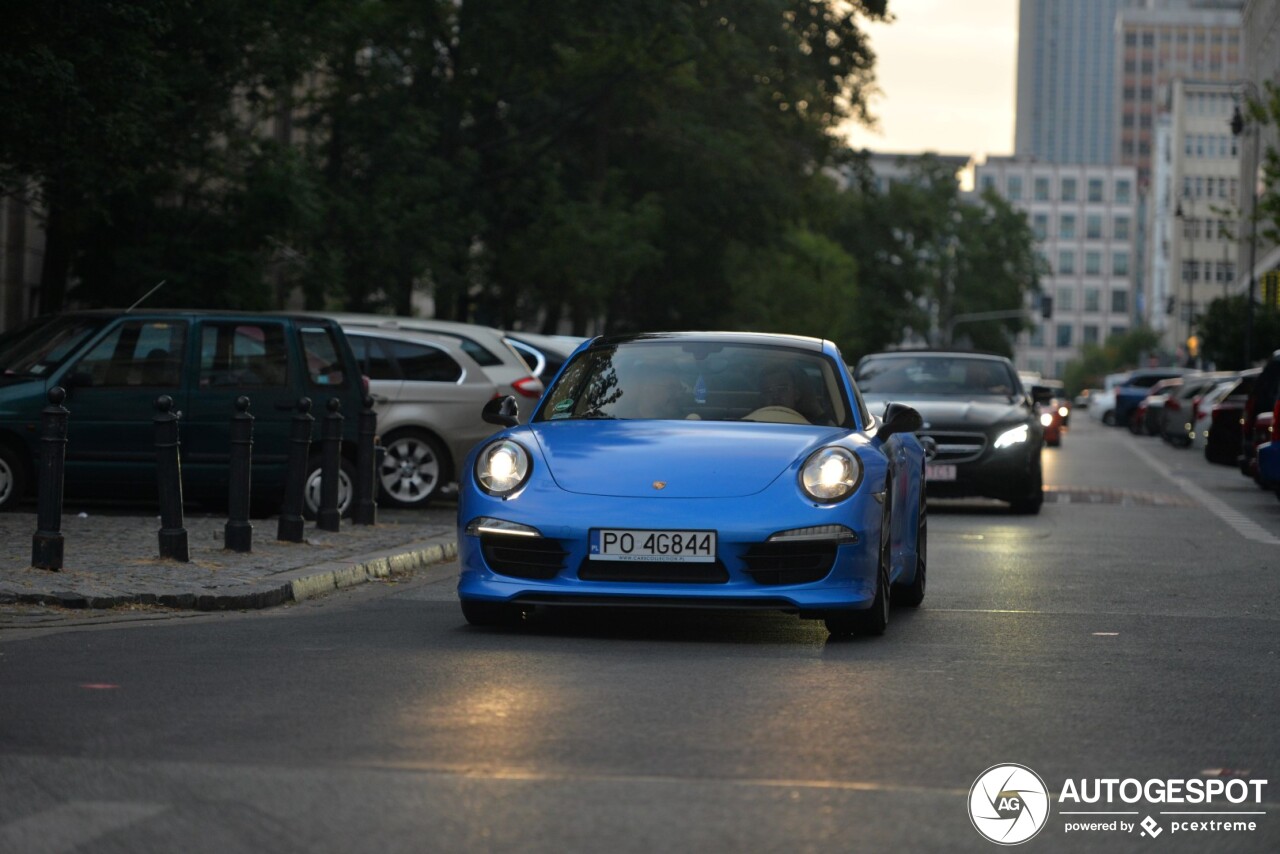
[0,310,366,514]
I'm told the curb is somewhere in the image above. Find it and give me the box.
[290,540,458,602]
[1,540,458,612]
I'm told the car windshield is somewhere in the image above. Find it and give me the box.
[856,355,1018,397]
[537,340,851,427]
[0,315,108,378]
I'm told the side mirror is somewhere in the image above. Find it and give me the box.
[1030,384,1054,404]
[482,395,520,428]
[878,402,923,440]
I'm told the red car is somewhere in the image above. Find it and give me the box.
[1241,350,1280,486]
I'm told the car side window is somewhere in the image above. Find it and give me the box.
[199,323,289,387]
[388,340,463,383]
[70,320,187,387]
[300,327,349,387]
[350,336,398,381]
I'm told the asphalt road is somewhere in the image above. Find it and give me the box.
[1,416,1277,853]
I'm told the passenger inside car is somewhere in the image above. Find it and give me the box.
[620,362,689,419]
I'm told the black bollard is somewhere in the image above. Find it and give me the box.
[154,395,189,562]
[352,395,377,526]
[225,396,254,553]
[277,397,313,543]
[31,387,69,570]
[317,397,343,532]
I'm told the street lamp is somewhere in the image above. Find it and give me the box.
[1231,83,1261,366]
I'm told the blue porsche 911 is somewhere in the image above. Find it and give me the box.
[456,331,928,637]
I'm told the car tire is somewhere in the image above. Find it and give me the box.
[378,429,449,508]
[826,495,891,637]
[1102,410,1116,426]
[1009,456,1043,515]
[303,456,356,520]
[0,442,27,512]
[461,599,522,627]
[892,485,926,608]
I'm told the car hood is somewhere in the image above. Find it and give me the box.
[526,419,845,498]
[862,396,1026,429]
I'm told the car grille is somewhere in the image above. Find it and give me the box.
[577,559,729,584]
[918,430,987,463]
[481,535,568,580]
[740,541,837,585]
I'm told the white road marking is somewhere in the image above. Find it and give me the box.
[1126,440,1280,545]
[0,801,168,854]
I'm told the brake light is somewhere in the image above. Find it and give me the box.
[361,374,370,397]
[1166,399,1180,412]
[512,376,543,399]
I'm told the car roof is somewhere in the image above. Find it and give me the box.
[856,349,1013,364]
[37,308,344,323]
[340,325,486,368]
[589,330,831,352]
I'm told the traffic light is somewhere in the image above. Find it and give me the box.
[1040,294,1053,319]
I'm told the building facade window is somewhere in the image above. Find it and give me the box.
[1084,287,1101,312]
[1056,324,1073,347]
[1032,213,1048,240]
[1059,214,1076,239]
[1034,177,1050,201]
[1083,325,1100,345]
[1086,252,1102,276]
[1088,178,1104,202]
[1007,175,1023,200]
[1111,289,1129,313]
[1061,177,1077,201]
[1057,251,1076,275]
[1087,215,1103,239]
[1115,179,1132,203]
[1114,216,1131,241]
[1113,251,1130,276]
[1056,285,1075,311]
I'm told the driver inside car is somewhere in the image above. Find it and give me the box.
[744,362,812,424]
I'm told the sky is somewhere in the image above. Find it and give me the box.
[843,0,1020,160]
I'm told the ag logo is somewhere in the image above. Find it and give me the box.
[968,763,1051,845]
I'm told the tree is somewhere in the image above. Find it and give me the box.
[1198,295,1280,369]
[1061,326,1164,395]
[0,0,329,311]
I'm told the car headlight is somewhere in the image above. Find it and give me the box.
[1040,412,1054,427]
[475,439,532,496]
[1058,406,1069,417]
[993,424,1031,449]
[799,446,863,503]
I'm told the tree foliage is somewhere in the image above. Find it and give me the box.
[0,0,1036,352]
[1197,295,1280,370]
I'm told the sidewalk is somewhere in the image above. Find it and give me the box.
[0,507,457,611]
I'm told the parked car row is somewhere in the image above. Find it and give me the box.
[1115,350,1280,502]
[0,308,593,515]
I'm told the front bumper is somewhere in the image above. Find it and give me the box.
[925,443,1038,503]
[457,484,884,613]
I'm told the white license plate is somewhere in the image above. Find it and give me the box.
[589,529,716,562]
[926,464,957,482]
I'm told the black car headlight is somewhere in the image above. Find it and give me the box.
[475,439,532,496]
[799,446,863,503]
[993,423,1031,449]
